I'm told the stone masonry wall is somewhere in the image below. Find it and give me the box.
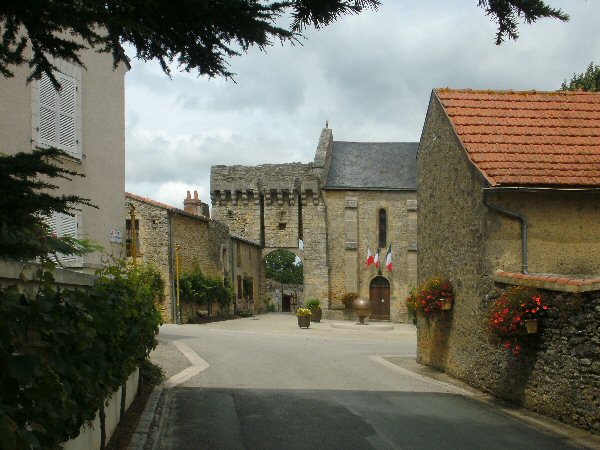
[126,197,173,322]
[324,189,417,322]
[417,92,600,434]
[211,139,330,305]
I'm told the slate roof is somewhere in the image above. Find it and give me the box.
[435,89,600,187]
[324,141,418,190]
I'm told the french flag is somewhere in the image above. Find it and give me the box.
[374,248,380,268]
[386,244,393,272]
[366,248,374,266]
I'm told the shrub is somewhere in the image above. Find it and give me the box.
[341,292,358,309]
[305,298,321,311]
[141,359,165,386]
[0,260,162,449]
[236,309,253,318]
[405,287,418,326]
[180,267,233,309]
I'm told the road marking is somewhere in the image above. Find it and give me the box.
[370,355,475,396]
[163,340,210,388]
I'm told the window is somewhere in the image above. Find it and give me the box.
[378,208,387,248]
[126,219,140,257]
[47,212,82,265]
[236,241,241,267]
[237,275,242,299]
[35,70,81,158]
[278,222,286,230]
[243,276,254,300]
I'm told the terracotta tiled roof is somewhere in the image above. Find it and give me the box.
[494,270,600,293]
[125,192,209,222]
[435,89,600,187]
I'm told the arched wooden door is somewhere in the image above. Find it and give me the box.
[369,276,390,320]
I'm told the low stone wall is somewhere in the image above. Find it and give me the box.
[323,308,354,321]
[418,285,600,435]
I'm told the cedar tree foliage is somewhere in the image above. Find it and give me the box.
[0,148,96,261]
[561,62,600,92]
[0,1,569,89]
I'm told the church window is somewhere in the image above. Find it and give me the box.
[378,208,387,248]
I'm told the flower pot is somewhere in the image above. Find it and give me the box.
[297,315,310,328]
[524,319,538,334]
[441,299,452,310]
[310,308,322,322]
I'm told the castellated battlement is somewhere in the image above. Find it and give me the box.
[210,162,324,207]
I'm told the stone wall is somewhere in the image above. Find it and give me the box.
[417,92,600,434]
[211,131,330,305]
[232,237,264,314]
[324,189,417,322]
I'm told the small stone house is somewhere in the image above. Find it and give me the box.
[125,191,262,322]
[417,89,600,434]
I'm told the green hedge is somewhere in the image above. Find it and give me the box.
[0,262,162,450]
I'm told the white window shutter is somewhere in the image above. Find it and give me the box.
[47,212,83,266]
[39,74,58,146]
[37,72,80,157]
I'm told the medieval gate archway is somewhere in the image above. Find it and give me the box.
[369,276,390,320]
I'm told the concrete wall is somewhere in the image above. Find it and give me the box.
[324,189,417,322]
[62,368,139,450]
[0,48,127,271]
[417,92,600,434]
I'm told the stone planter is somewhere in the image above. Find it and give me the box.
[310,308,322,322]
[524,319,538,334]
[297,315,310,328]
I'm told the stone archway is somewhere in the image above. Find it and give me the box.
[369,276,390,320]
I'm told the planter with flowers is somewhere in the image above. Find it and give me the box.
[305,298,322,322]
[406,276,455,322]
[296,308,312,328]
[487,285,548,356]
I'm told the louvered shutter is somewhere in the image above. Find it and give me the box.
[38,72,80,157]
[47,212,83,266]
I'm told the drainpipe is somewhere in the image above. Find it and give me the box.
[168,213,177,323]
[483,199,529,274]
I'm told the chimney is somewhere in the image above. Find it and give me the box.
[184,190,202,215]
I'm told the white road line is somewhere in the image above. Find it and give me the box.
[369,355,475,396]
[163,340,210,388]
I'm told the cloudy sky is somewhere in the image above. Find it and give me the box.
[125,0,600,208]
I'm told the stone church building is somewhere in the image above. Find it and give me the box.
[210,127,418,321]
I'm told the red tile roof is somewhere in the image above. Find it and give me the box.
[125,192,209,222]
[435,89,600,187]
[494,270,600,293]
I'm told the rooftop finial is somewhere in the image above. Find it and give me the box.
[325,120,329,129]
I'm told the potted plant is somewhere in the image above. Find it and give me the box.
[305,298,322,322]
[488,286,548,356]
[296,308,312,328]
[341,292,358,310]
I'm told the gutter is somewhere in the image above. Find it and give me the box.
[484,187,600,193]
[483,198,529,274]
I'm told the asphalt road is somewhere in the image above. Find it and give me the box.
[148,314,585,450]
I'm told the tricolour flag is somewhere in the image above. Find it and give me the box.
[374,248,380,268]
[366,248,374,266]
[386,244,393,272]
